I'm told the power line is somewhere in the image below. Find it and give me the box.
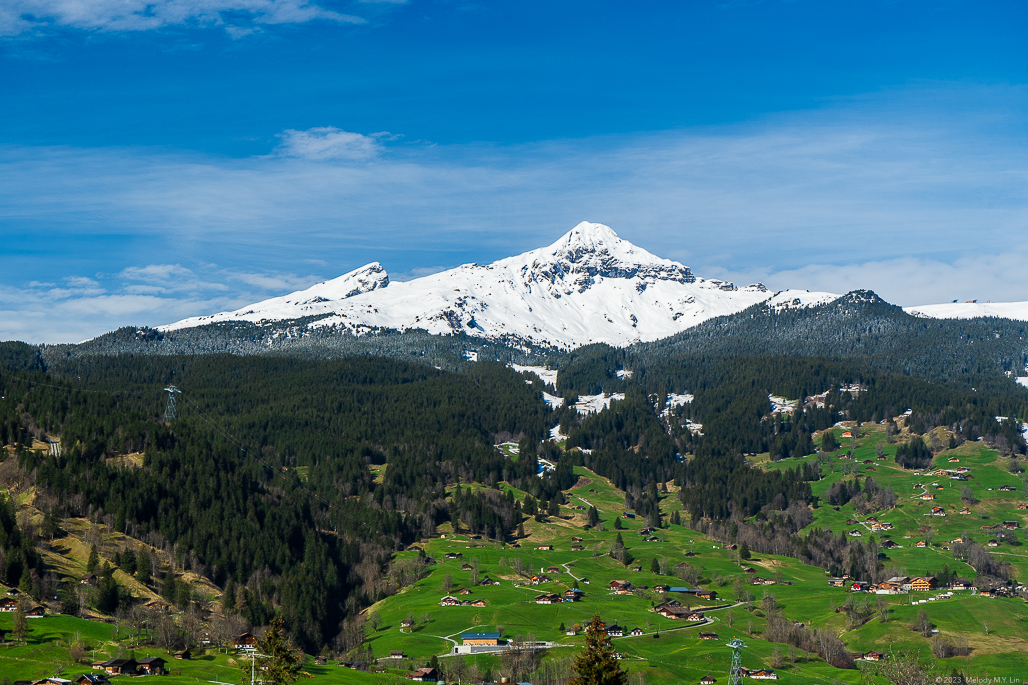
[0,371,145,398]
[175,392,401,543]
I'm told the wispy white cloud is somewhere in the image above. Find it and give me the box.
[0,264,324,343]
[40,276,106,300]
[224,270,319,290]
[274,127,383,161]
[0,0,364,37]
[390,266,450,282]
[120,264,196,283]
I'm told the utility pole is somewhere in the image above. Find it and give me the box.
[163,385,181,421]
[727,637,746,685]
[247,651,266,685]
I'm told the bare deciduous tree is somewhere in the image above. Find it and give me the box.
[156,615,180,653]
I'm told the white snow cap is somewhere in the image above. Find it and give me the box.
[904,300,1028,322]
[161,221,838,348]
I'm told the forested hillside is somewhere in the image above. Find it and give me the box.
[3,327,1028,658]
[551,292,1028,399]
[39,320,548,370]
[0,350,557,650]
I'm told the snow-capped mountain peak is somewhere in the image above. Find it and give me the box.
[293,262,390,303]
[161,222,834,348]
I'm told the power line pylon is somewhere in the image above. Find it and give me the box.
[164,385,181,421]
[727,637,746,685]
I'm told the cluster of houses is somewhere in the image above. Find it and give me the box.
[607,579,716,601]
[734,668,778,679]
[978,586,1021,598]
[438,595,487,607]
[750,577,784,586]
[567,620,646,638]
[982,521,1021,531]
[0,597,46,616]
[829,575,938,593]
[914,467,971,479]
[87,657,167,676]
[524,566,564,582]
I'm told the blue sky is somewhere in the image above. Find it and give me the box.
[1,0,1027,342]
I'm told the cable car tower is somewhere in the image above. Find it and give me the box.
[726,638,746,685]
[164,385,181,421]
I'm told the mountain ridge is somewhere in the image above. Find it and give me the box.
[161,221,831,349]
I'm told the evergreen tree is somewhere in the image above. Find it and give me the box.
[42,509,61,541]
[135,548,151,585]
[86,545,99,574]
[161,570,177,602]
[95,574,119,614]
[18,567,32,596]
[517,523,525,538]
[569,615,627,685]
[242,617,304,685]
[223,577,236,613]
[177,581,193,610]
[235,586,250,616]
[739,541,751,560]
[614,516,623,530]
[587,507,600,527]
[120,548,137,575]
[61,586,81,617]
[650,557,660,574]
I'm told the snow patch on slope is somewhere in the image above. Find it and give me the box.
[660,393,694,419]
[769,394,799,414]
[575,393,625,415]
[904,301,1028,322]
[511,364,559,387]
[767,290,841,311]
[666,392,694,408]
[542,392,564,409]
